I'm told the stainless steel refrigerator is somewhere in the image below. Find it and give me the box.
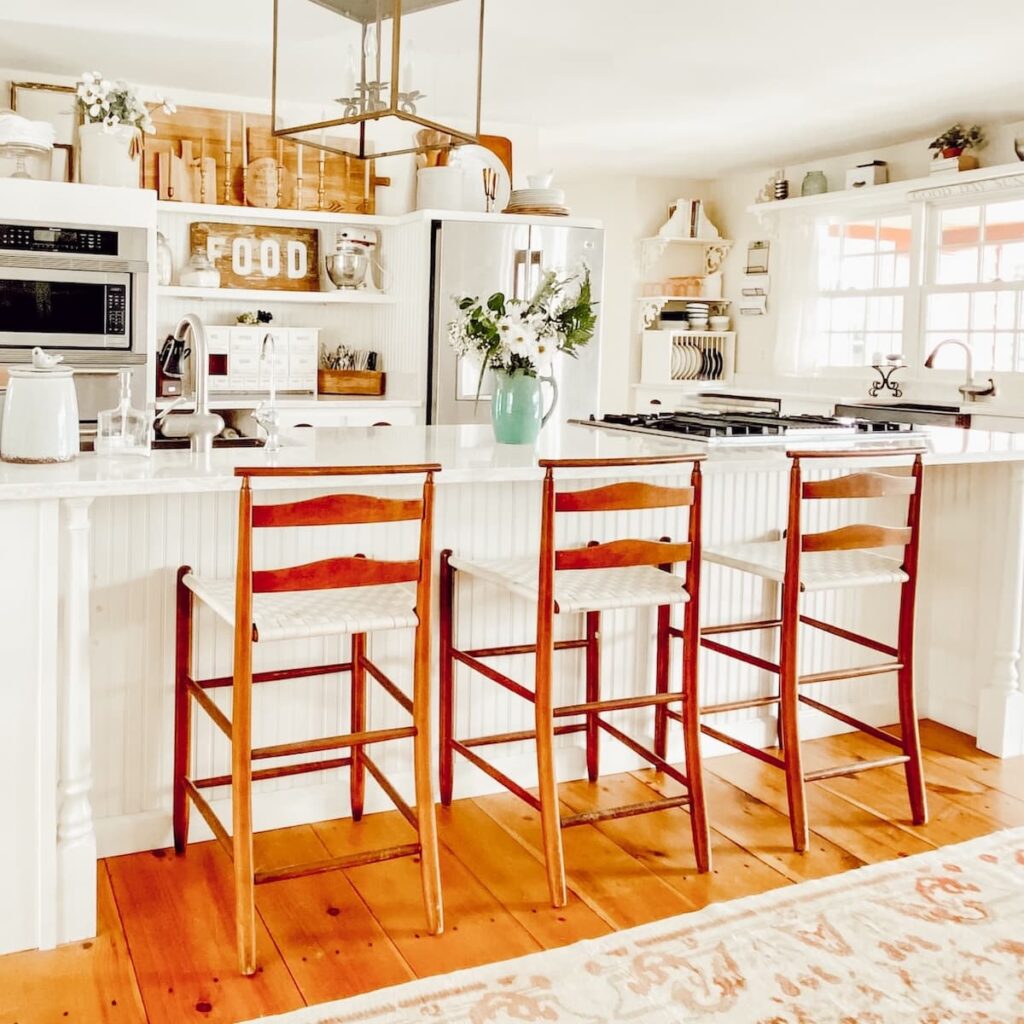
[427,219,604,425]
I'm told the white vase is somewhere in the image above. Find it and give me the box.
[78,122,141,188]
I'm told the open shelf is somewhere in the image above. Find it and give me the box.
[639,236,733,246]
[156,200,385,228]
[157,285,396,304]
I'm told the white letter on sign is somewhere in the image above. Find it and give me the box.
[286,240,308,279]
[259,239,280,278]
[232,237,253,276]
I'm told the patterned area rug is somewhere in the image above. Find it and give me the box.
[248,828,1024,1024]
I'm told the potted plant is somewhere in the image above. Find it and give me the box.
[448,265,596,444]
[75,72,174,187]
[929,123,986,160]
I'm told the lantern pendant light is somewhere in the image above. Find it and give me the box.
[272,0,485,161]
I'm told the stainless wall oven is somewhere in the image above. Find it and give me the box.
[0,221,148,424]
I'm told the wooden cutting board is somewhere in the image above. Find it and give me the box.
[480,134,513,181]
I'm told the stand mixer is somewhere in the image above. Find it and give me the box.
[325,227,378,290]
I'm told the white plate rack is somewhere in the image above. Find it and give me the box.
[640,329,735,385]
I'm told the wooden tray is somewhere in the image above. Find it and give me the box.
[318,369,386,396]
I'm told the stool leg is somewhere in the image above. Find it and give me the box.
[897,582,928,825]
[535,618,567,908]
[681,590,711,873]
[654,603,670,760]
[439,551,455,807]
[778,583,808,853]
[350,632,367,821]
[585,611,601,782]
[232,632,257,976]
[173,567,193,855]
[412,618,444,935]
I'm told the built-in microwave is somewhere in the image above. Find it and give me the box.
[0,221,149,424]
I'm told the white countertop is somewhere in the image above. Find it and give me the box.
[1,422,1023,501]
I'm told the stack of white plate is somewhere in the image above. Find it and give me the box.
[505,188,570,216]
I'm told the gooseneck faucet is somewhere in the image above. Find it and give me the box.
[923,338,997,403]
[158,313,225,452]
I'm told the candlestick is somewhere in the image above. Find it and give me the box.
[241,114,249,206]
[200,137,209,204]
[296,143,304,210]
[317,149,326,211]
[223,114,233,205]
[276,138,284,208]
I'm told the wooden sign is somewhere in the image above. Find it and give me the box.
[144,104,390,214]
[190,221,320,292]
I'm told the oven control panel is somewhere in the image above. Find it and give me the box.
[0,223,118,256]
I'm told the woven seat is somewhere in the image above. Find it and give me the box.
[447,555,689,613]
[703,540,909,592]
[183,573,419,641]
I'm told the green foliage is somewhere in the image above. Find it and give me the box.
[929,123,987,156]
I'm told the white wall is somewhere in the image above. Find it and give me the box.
[560,175,711,413]
[706,119,1024,387]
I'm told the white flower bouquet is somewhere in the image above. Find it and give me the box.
[76,71,175,134]
[447,264,597,398]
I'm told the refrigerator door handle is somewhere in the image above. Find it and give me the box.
[513,249,530,300]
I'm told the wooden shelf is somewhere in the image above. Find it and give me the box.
[156,200,386,228]
[157,285,396,304]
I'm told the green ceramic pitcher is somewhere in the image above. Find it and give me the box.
[490,368,559,444]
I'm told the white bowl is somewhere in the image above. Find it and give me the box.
[709,316,730,331]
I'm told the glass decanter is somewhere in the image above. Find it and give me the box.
[95,368,150,456]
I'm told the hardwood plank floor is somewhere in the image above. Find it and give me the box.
[2,723,1022,1024]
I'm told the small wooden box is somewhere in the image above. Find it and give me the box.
[317,369,386,396]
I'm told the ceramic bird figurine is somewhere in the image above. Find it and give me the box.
[31,347,64,370]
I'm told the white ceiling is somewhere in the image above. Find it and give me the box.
[2,0,1024,177]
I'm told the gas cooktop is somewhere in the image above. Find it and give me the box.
[572,411,924,446]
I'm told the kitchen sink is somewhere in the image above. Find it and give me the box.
[835,401,971,428]
[80,435,266,452]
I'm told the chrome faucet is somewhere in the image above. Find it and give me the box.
[253,332,282,453]
[923,338,997,403]
[158,313,225,452]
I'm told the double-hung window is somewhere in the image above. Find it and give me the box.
[922,197,1024,371]
[807,211,913,370]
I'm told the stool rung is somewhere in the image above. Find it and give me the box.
[183,778,232,857]
[194,755,352,789]
[460,723,586,748]
[464,638,588,658]
[255,842,421,885]
[701,618,781,637]
[596,718,690,788]
[799,662,901,685]
[453,649,535,702]
[804,754,909,782]
[253,724,415,761]
[700,694,780,716]
[450,740,542,811]
[799,615,898,658]
[562,794,690,828]
[196,661,352,690]
[187,678,232,738]
[700,723,786,769]
[363,753,417,829]
[798,694,906,747]
[360,656,413,713]
[555,690,685,718]
[700,638,780,676]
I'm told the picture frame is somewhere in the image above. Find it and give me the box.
[10,81,77,182]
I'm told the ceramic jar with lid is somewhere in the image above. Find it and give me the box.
[0,348,80,463]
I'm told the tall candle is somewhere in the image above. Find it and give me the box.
[225,114,231,153]
[241,113,248,166]
[297,142,303,178]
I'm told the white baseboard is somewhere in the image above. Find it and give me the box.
[95,697,903,858]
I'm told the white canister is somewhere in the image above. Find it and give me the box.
[78,122,142,188]
[416,166,466,211]
[0,365,80,463]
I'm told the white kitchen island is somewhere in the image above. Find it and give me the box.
[3,421,1024,956]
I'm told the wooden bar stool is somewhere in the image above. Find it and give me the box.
[439,454,710,908]
[172,464,443,975]
[699,448,927,852]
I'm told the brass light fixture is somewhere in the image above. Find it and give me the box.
[272,0,485,160]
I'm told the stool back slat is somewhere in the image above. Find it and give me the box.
[252,556,421,593]
[253,494,424,528]
[556,538,691,571]
[555,481,693,513]
[802,471,917,501]
[801,524,913,553]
